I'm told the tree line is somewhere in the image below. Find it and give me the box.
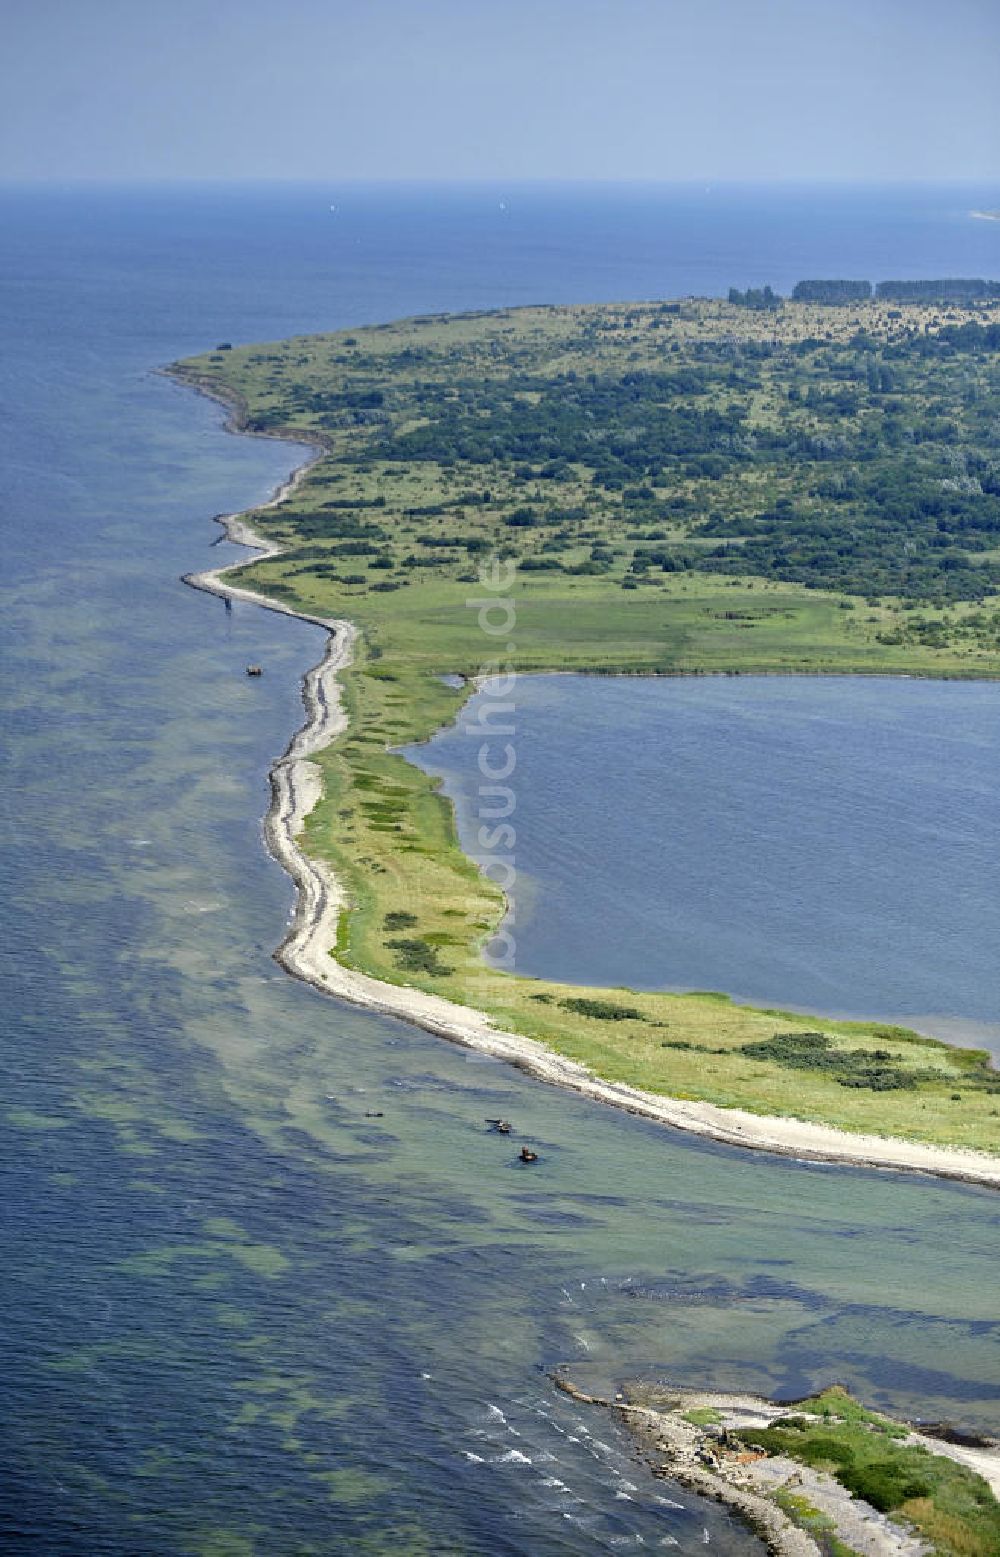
[727,278,1000,307]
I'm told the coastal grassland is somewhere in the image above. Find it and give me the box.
[284,629,1000,1152]
[172,298,1000,1155]
[732,1387,1000,1557]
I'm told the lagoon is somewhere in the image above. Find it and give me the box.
[412,674,1000,1057]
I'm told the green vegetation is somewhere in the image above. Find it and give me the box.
[182,295,1000,607]
[171,296,1000,1155]
[772,1490,858,1557]
[740,1030,1000,1094]
[876,279,1000,303]
[733,1387,1000,1557]
[562,996,645,1022]
[791,278,1000,307]
[792,280,873,304]
[727,284,781,310]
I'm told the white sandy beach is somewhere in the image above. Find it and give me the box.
[179,393,1000,1192]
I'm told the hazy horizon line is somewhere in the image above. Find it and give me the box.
[1,174,997,191]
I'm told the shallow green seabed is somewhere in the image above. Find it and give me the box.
[6,380,999,1557]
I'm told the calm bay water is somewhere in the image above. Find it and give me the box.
[2,184,999,1554]
[412,675,1000,1056]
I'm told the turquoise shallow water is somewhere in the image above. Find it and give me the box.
[2,184,999,1554]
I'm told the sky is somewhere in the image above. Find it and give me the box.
[1,0,998,185]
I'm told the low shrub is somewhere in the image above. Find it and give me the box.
[741,1030,936,1091]
[561,996,644,1022]
[387,936,452,976]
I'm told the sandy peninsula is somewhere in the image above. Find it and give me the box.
[178,394,1000,1192]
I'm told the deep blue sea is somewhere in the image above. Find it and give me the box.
[2,183,999,1555]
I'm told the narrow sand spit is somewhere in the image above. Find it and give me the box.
[179,407,1000,1191]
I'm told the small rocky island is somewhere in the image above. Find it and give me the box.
[556,1376,1000,1556]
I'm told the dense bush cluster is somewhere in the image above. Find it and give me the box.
[345,327,1000,601]
[875,278,1000,302]
[738,1423,931,1511]
[792,279,873,303]
[740,1031,936,1090]
[234,296,1000,606]
[728,285,781,311]
[561,996,644,1022]
[387,936,452,976]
